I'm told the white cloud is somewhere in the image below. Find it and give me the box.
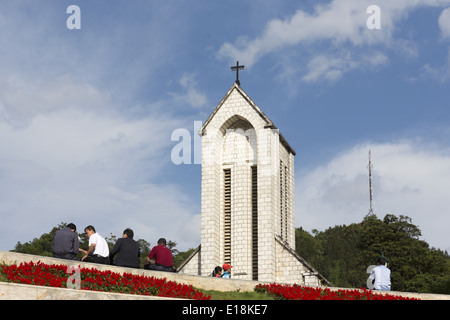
[168,73,208,109]
[0,113,202,251]
[296,141,450,252]
[439,7,450,39]
[0,75,111,128]
[420,49,450,82]
[0,3,206,253]
[0,78,200,251]
[301,50,387,83]
[217,0,391,65]
[218,0,450,83]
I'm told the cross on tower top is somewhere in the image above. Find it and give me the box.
[231,61,245,86]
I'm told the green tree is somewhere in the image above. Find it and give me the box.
[358,214,448,292]
[295,214,450,293]
[136,238,151,268]
[173,247,197,269]
[12,224,62,257]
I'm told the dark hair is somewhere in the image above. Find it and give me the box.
[212,266,222,277]
[67,223,76,231]
[123,228,134,239]
[377,257,386,265]
[157,238,167,245]
[84,225,96,233]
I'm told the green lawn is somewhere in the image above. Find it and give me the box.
[200,289,274,300]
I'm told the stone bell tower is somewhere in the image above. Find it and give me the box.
[178,64,329,286]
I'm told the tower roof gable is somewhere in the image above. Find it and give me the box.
[200,83,296,155]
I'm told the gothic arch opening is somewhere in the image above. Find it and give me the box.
[220,115,257,165]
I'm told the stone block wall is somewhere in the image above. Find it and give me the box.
[184,83,322,286]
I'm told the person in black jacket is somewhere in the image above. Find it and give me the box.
[52,223,79,260]
[109,228,141,268]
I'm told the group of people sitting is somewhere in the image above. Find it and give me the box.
[51,223,174,272]
[52,223,242,278]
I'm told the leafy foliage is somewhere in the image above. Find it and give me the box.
[295,214,450,293]
[173,247,197,269]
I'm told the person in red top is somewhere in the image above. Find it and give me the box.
[144,238,174,272]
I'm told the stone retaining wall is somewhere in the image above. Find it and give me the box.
[0,282,175,300]
[1,251,449,300]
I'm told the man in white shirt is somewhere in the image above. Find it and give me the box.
[369,257,391,291]
[80,225,110,265]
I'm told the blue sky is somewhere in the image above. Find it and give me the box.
[0,0,450,253]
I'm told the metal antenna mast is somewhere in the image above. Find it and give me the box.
[366,150,375,217]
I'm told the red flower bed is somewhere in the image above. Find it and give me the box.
[254,283,419,300]
[0,261,210,300]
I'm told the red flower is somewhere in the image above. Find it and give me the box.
[254,283,418,300]
[0,261,210,300]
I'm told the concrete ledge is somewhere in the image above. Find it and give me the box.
[1,251,449,300]
[0,251,266,293]
[0,282,178,300]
